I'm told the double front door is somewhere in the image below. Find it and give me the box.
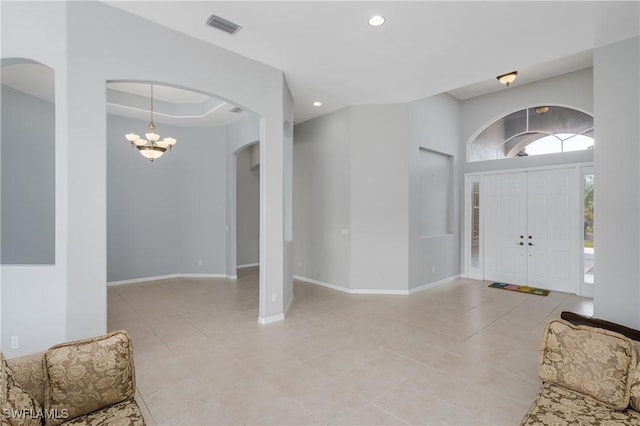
[484,168,578,293]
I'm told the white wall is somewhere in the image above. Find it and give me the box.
[107,115,227,282]
[593,36,640,328]
[236,145,260,267]
[350,104,410,292]
[2,0,291,354]
[293,108,351,288]
[409,94,462,289]
[1,1,68,356]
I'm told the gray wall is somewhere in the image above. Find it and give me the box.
[294,108,351,288]
[1,84,55,265]
[107,114,226,282]
[236,144,260,267]
[294,104,411,292]
[350,105,410,291]
[409,94,462,289]
[593,36,640,328]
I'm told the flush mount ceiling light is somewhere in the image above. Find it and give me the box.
[125,84,177,162]
[368,15,385,26]
[312,101,323,107]
[497,71,518,87]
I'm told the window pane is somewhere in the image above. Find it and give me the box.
[470,181,480,269]
[563,134,594,152]
[469,106,593,162]
[523,136,562,156]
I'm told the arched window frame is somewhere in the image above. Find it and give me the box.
[467,105,594,162]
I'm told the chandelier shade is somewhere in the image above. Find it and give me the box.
[125,84,177,162]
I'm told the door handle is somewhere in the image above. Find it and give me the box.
[516,242,524,246]
[528,242,534,246]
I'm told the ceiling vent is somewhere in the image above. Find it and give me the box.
[229,106,243,113]
[205,14,242,35]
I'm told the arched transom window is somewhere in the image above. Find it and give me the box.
[468,106,593,162]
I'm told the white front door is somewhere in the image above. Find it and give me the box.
[484,173,527,284]
[526,169,578,292]
[484,168,578,293]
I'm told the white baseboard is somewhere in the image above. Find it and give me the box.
[408,275,460,294]
[237,263,259,269]
[258,313,285,325]
[107,273,227,287]
[293,275,352,293]
[294,274,460,295]
[350,288,409,295]
[227,275,238,280]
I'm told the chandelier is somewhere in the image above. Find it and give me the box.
[125,84,176,162]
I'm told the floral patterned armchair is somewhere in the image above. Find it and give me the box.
[2,331,145,426]
[521,313,640,425]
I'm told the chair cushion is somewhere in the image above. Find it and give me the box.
[539,319,637,410]
[43,331,136,426]
[59,399,145,426]
[630,362,640,411]
[521,382,640,425]
[6,351,46,407]
[2,352,43,426]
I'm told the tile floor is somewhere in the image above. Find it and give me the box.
[107,267,593,425]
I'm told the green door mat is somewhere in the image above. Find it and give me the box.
[489,282,550,296]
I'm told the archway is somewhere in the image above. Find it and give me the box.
[105,80,262,316]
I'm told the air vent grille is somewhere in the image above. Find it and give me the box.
[206,14,242,35]
[229,107,243,113]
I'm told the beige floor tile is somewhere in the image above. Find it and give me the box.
[107,270,593,425]
[288,379,369,423]
[332,403,407,425]
[248,401,321,426]
[371,381,453,425]
[159,400,240,425]
[143,377,213,422]
[213,381,296,424]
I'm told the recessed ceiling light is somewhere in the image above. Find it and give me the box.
[312,101,323,107]
[368,15,385,27]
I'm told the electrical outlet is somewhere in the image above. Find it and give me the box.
[431,266,436,273]
[197,259,203,267]
[11,336,19,349]
[272,292,278,302]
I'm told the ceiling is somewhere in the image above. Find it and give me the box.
[105,1,639,124]
[105,82,249,127]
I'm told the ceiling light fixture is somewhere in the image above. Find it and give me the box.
[368,15,385,27]
[497,71,518,87]
[125,84,177,162]
[535,106,550,114]
[312,101,323,107]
